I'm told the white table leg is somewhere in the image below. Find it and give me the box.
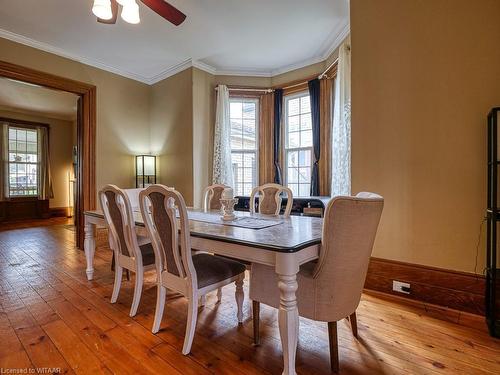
[84,218,96,280]
[276,253,299,375]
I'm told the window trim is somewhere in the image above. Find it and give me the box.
[229,96,260,196]
[283,90,313,197]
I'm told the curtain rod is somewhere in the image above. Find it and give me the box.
[214,87,274,93]
[281,58,339,90]
[318,57,339,80]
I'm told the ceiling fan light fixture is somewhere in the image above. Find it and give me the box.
[121,1,140,24]
[92,0,113,20]
[116,0,135,6]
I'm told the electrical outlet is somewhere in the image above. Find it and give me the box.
[393,280,411,294]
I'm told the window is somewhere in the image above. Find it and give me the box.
[284,92,312,197]
[8,127,38,196]
[230,98,258,196]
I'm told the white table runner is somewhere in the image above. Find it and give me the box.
[187,211,283,229]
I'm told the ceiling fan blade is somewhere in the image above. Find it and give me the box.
[140,0,186,26]
[97,0,119,24]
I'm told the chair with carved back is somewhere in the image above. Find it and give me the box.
[250,192,384,372]
[110,187,147,279]
[99,185,156,317]
[249,183,293,217]
[139,184,247,355]
[203,184,229,212]
[201,183,231,303]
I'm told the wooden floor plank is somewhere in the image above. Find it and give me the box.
[47,299,147,375]
[42,319,112,375]
[14,324,75,375]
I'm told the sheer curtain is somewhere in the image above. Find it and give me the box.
[37,126,53,200]
[0,123,8,201]
[331,39,351,197]
[212,84,234,186]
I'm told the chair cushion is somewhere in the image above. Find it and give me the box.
[193,253,246,289]
[139,242,156,266]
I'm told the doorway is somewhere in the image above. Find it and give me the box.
[0,60,96,249]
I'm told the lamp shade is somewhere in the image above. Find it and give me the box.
[136,155,156,188]
[116,0,135,5]
[121,1,140,24]
[92,0,113,20]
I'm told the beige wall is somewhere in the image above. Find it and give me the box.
[0,108,75,208]
[192,68,215,208]
[0,38,151,192]
[351,0,500,273]
[150,68,194,204]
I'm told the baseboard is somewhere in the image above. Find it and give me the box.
[364,257,485,315]
[50,206,70,217]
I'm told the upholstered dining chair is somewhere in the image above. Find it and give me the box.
[249,192,384,372]
[99,185,156,317]
[249,183,293,217]
[139,185,247,355]
[203,184,229,211]
[110,187,147,278]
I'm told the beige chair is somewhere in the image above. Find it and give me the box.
[250,192,384,372]
[110,187,147,277]
[249,183,293,216]
[203,184,229,211]
[139,185,246,355]
[99,185,156,317]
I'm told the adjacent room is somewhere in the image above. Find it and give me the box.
[0,1,499,374]
[0,77,78,231]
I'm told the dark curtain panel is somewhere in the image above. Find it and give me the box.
[308,78,321,196]
[273,89,284,184]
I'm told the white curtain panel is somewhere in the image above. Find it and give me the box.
[331,39,351,197]
[0,123,8,201]
[212,84,234,186]
[37,126,54,200]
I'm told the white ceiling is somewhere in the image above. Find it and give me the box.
[0,78,78,120]
[0,0,349,84]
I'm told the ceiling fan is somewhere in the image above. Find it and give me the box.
[92,0,186,26]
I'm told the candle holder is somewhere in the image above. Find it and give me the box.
[220,198,239,221]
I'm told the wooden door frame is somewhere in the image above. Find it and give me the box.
[0,60,96,249]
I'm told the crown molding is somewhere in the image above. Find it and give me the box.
[192,60,216,75]
[147,59,193,84]
[318,22,350,61]
[270,55,327,77]
[0,28,151,84]
[213,68,273,78]
[0,22,350,85]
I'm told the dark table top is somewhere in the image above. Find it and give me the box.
[85,208,323,253]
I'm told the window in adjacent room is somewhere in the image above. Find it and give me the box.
[230,98,259,196]
[8,126,38,196]
[284,91,312,197]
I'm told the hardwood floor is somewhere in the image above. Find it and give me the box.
[0,222,499,374]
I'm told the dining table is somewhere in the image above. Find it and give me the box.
[83,208,323,375]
